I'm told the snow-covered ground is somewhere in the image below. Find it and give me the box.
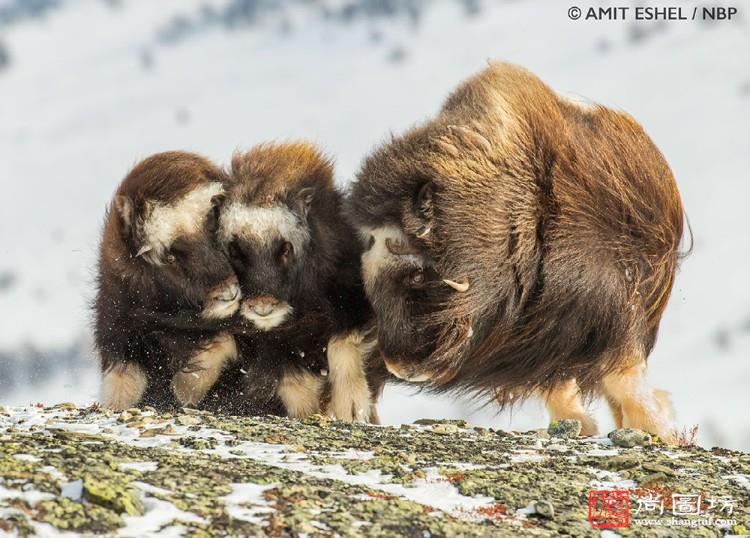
[1,0,748,450]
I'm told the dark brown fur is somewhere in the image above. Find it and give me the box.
[349,63,685,418]
[201,143,373,418]
[94,151,238,410]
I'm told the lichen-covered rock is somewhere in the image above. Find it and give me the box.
[82,475,144,516]
[533,500,555,519]
[547,419,582,439]
[0,405,748,537]
[608,427,653,447]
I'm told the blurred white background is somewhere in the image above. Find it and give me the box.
[0,0,748,449]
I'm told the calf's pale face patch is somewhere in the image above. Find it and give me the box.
[219,203,310,253]
[140,182,225,263]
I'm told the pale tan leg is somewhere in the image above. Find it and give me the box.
[606,395,624,429]
[544,378,599,436]
[278,370,324,419]
[325,330,373,422]
[172,333,237,406]
[369,404,381,425]
[101,362,148,411]
[601,358,677,443]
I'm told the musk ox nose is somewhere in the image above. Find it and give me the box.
[241,295,292,331]
[201,276,241,320]
[246,296,281,317]
[212,279,240,303]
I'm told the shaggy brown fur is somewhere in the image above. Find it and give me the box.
[349,63,685,441]
[203,142,375,421]
[94,151,240,410]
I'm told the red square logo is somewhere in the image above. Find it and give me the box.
[588,490,630,528]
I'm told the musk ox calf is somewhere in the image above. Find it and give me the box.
[349,63,685,441]
[94,151,241,410]
[201,142,375,421]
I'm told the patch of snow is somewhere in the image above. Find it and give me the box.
[436,462,485,471]
[659,450,689,460]
[580,438,614,446]
[329,448,374,460]
[0,485,55,505]
[118,461,159,472]
[587,448,620,457]
[380,467,495,517]
[14,453,40,462]
[30,520,79,537]
[210,436,498,521]
[118,494,205,537]
[510,450,547,464]
[131,481,173,496]
[220,483,278,526]
[725,474,750,491]
[60,479,83,501]
[515,502,536,518]
[39,465,67,481]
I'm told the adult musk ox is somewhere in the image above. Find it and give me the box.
[94,151,241,410]
[205,142,375,421]
[349,63,686,441]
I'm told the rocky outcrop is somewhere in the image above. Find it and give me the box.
[1,404,748,536]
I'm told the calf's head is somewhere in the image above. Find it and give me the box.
[111,152,240,319]
[219,143,333,331]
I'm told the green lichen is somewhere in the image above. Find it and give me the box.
[82,475,144,516]
[36,496,123,533]
[0,405,748,537]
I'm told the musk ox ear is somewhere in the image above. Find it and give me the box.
[293,187,315,220]
[113,195,135,242]
[414,181,434,220]
[113,195,149,258]
[206,193,226,233]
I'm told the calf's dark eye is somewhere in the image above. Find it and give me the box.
[409,269,426,287]
[279,241,294,265]
[165,252,176,264]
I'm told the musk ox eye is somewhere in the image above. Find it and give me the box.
[165,252,176,264]
[279,241,293,263]
[409,269,426,287]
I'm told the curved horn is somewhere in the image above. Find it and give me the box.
[135,245,153,258]
[416,225,431,239]
[454,125,492,153]
[442,278,470,292]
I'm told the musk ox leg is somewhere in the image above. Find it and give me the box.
[602,360,677,443]
[606,395,624,428]
[325,330,374,423]
[368,404,381,425]
[101,361,148,410]
[278,370,324,419]
[543,378,598,436]
[172,333,237,406]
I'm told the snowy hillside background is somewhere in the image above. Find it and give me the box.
[1,0,748,450]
